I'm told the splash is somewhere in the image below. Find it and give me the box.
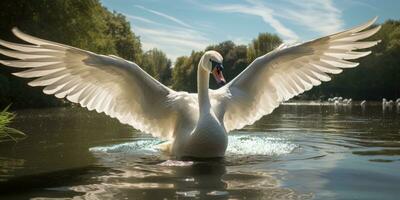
[89,134,297,156]
[226,135,297,156]
[89,138,161,154]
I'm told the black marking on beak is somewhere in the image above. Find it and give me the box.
[210,59,224,71]
[211,59,226,87]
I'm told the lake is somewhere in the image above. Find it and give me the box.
[0,103,399,199]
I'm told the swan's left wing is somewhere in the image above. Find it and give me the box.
[213,17,381,132]
[0,28,184,139]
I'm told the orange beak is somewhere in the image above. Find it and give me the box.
[212,66,226,86]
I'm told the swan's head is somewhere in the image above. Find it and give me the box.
[201,50,226,86]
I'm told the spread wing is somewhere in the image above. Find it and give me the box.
[0,28,187,139]
[214,17,381,132]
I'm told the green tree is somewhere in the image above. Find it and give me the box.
[141,48,172,85]
[307,20,400,100]
[0,0,145,108]
[103,11,143,63]
[247,33,282,63]
[172,51,203,92]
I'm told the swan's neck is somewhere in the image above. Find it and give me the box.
[197,64,211,114]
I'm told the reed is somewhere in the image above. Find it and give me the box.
[0,105,26,142]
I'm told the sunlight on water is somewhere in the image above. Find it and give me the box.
[89,138,161,154]
[226,135,297,156]
[89,134,298,157]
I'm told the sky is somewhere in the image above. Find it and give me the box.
[101,0,400,61]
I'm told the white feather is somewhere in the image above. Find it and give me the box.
[213,17,381,132]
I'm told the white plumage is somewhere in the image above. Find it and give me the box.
[0,17,381,158]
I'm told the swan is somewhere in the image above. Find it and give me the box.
[346,98,352,105]
[360,100,366,107]
[0,17,381,158]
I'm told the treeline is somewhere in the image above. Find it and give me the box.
[171,21,400,100]
[0,0,171,108]
[307,20,400,100]
[0,0,399,109]
[172,33,282,91]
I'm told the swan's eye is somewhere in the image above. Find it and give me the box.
[210,59,223,71]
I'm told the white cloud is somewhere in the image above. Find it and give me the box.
[135,5,193,28]
[127,5,214,61]
[124,14,159,25]
[125,12,212,61]
[208,0,344,41]
[212,2,299,41]
[134,26,209,50]
[276,0,343,35]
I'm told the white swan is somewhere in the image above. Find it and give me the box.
[360,100,367,107]
[0,17,381,158]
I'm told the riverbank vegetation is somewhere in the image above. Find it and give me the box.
[0,105,25,142]
[0,0,399,109]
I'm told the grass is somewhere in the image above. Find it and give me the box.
[0,105,26,142]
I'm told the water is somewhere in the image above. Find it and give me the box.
[0,104,399,199]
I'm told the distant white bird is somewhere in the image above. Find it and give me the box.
[344,98,352,106]
[383,98,387,106]
[334,100,340,106]
[360,100,366,106]
[396,98,400,104]
[0,18,381,158]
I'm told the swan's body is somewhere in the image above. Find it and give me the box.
[169,53,228,157]
[0,17,381,158]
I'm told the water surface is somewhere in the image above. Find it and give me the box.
[0,104,399,199]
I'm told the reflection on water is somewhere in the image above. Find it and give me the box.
[0,104,399,199]
[0,157,25,182]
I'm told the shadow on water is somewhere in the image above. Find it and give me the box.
[0,165,111,198]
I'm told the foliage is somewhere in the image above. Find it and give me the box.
[172,51,203,92]
[306,21,400,100]
[0,0,143,108]
[141,48,172,85]
[0,105,26,142]
[247,33,282,63]
[171,35,281,92]
[103,11,143,64]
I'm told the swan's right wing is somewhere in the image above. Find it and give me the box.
[214,17,381,132]
[0,28,193,139]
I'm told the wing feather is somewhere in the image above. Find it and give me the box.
[214,17,381,132]
[0,28,194,139]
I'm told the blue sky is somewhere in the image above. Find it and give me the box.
[101,0,400,61]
